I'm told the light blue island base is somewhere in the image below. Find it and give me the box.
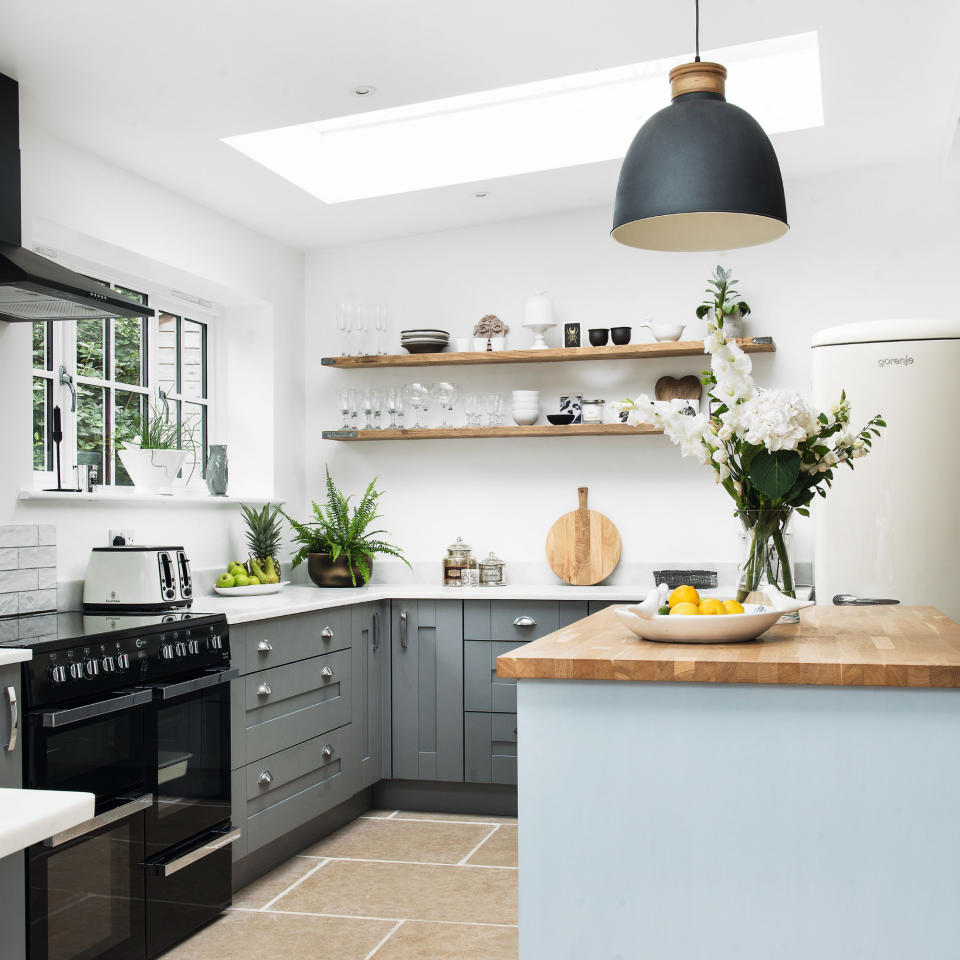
[517,680,960,960]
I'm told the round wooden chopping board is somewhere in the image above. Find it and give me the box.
[545,487,622,586]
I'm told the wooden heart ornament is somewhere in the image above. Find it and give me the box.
[655,375,702,402]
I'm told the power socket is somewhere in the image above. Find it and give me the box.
[109,528,135,547]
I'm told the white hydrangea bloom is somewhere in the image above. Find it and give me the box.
[730,388,820,452]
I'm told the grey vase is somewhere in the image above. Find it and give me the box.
[205,444,228,496]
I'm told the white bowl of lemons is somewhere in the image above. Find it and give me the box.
[614,582,813,644]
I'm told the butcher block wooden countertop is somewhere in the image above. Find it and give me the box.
[496,605,960,687]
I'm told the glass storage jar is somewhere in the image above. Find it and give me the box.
[581,399,605,424]
[479,551,506,586]
[443,538,477,586]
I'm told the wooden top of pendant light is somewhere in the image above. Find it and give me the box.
[669,61,727,99]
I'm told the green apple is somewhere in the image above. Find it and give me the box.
[228,561,246,575]
[216,573,236,589]
[246,576,260,586]
[233,574,250,587]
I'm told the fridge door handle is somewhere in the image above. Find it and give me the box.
[145,826,241,877]
[44,793,154,847]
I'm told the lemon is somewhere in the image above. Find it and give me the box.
[669,602,701,616]
[723,599,745,615]
[668,585,700,608]
[698,598,726,616]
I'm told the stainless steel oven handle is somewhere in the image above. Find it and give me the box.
[153,668,239,701]
[41,688,154,728]
[44,793,154,847]
[5,686,17,753]
[148,827,241,878]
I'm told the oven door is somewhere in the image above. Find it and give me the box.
[145,668,237,853]
[28,794,151,960]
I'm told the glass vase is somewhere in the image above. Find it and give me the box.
[737,507,798,624]
[205,444,228,496]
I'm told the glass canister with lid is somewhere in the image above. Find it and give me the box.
[581,399,605,424]
[479,551,506,586]
[443,537,477,586]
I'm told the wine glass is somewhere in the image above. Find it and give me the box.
[462,392,477,426]
[387,387,403,428]
[372,389,385,430]
[432,381,459,428]
[403,382,430,428]
[374,305,389,355]
[338,387,352,429]
[348,388,361,429]
[337,303,355,357]
[356,306,371,356]
[485,393,503,426]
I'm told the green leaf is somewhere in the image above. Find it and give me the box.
[749,449,802,499]
[797,507,810,517]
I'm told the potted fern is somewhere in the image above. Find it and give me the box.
[280,469,410,587]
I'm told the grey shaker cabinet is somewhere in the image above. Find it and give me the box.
[391,600,464,782]
[352,601,392,788]
[465,711,518,785]
[0,663,25,960]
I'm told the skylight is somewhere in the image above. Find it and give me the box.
[223,32,822,204]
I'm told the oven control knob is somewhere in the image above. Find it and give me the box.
[160,644,175,661]
[84,659,99,678]
[68,662,84,681]
[209,634,222,650]
[101,656,116,673]
[174,642,188,658]
[48,664,68,685]
[187,640,200,655]
[116,652,131,670]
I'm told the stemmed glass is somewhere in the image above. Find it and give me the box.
[348,389,360,430]
[356,307,371,356]
[361,389,376,430]
[372,389,384,430]
[402,383,431,428]
[386,387,403,428]
[432,381,458,428]
[374,306,389,355]
[338,387,352,429]
[485,393,503,426]
[337,303,355,357]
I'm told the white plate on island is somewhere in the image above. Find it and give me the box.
[213,580,289,597]
[613,584,813,643]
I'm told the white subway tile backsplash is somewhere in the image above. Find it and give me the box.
[0,524,39,548]
[0,568,38,594]
[0,549,17,571]
[38,524,56,546]
[16,613,58,636]
[18,589,57,614]
[18,546,58,569]
[0,594,16,617]
[37,568,57,590]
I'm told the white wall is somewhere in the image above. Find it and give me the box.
[305,159,959,582]
[0,124,306,581]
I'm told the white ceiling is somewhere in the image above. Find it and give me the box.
[1,0,958,251]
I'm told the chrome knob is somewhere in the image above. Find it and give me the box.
[257,683,272,697]
[187,640,200,655]
[84,659,99,678]
[116,653,131,670]
[68,662,83,680]
[321,666,334,680]
[160,644,175,661]
[209,634,222,650]
[258,770,273,786]
[321,744,335,759]
[174,642,188,658]
[100,656,116,673]
[513,616,537,627]
[257,639,273,654]
[48,665,67,685]
[320,626,334,640]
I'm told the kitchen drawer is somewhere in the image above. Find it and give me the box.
[464,599,560,643]
[464,640,523,713]
[464,711,517,785]
[242,649,351,762]
[244,725,355,854]
[233,608,351,675]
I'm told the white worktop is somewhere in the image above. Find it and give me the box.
[197,582,649,625]
[0,788,95,859]
[0,649,32,667]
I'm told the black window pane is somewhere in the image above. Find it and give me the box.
[114,318,143,386]
[32,377,52,470]
[77,383,107,483]
[77,319,106,380]
[114,391,144,486]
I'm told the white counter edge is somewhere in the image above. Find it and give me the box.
[0,789,95,859]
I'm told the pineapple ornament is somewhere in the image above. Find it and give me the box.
[240,503,283,584]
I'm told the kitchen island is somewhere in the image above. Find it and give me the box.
[497,605,960,960]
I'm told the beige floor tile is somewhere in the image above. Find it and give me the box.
[274,859,518,925]
[301,815,493,864]
[392,810,518,825]
[163,909,393,960]
[231,856,322,909]
[467,825,518,868]
[376,920,518,960]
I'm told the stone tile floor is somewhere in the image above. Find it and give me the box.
[166,810,519,960]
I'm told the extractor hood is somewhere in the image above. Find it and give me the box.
[0,72,154,323]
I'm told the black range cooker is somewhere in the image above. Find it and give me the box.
[0,609,237,960]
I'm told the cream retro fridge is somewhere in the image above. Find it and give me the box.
[811,318,960,621]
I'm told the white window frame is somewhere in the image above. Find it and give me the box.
[31,274,219,491]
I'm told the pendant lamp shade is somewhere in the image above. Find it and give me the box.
[612,62,788,252]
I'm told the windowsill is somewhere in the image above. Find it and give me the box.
[18,489,282,507]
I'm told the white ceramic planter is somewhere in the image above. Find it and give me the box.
[119,446,189,495]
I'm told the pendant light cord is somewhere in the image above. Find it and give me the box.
[694,0,701,61]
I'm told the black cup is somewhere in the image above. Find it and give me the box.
[588,328,609,346]
[610,326,632,345]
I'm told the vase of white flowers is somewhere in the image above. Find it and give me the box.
[619,319,886,622]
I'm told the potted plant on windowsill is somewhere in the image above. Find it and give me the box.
[695,265,751,339]
[281,469,410,587]
[114,404,196,495]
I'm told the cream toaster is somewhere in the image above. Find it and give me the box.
[82,545,193,611]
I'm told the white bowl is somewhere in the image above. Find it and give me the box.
[512,409,540,425]
[643,322,686,342]
[511,403,540,412]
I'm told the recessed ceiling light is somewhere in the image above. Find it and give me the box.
[224,32,822,204]
[351,85,377,97]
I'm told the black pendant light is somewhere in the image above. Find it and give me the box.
[611,0,788,251]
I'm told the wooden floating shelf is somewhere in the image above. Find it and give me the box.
[321,337,775,369]
[322,424,664,441]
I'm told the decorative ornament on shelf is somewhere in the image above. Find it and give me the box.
[473,314,509,351]
[522,291,557,350]
[611,0,788,252]
[618,318,886,620]
[695,265,751,338]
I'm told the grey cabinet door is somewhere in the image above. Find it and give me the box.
[0,664,24,960]
[353,600,391,789]
[465,712,517,785]
[391,600,463,782]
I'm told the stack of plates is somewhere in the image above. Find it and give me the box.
[401,329,450,354]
